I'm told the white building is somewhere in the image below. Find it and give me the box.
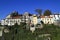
[40,16,54,24]
[50,14,60,21]
[40,14,60,24]
[22,12,31,23]
[1,11,60,26]
[1,11,22,26]
[50,14,60,25]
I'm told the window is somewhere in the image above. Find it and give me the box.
[18,20,20,22]
[50,19,51,21]
[47,19,49,20]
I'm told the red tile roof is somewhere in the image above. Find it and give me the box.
[12,16,20,19]
[40,16,53,18]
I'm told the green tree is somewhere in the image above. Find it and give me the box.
[11,11,19,17]
[41,21,44,24]
[44,10,52,16]
[35,9,42,16]
[0,23,1,26]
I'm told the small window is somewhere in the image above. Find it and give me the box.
[42,19,44,20]
[47,19,49,20]
[50,19,51,21]
[18,20,20,22]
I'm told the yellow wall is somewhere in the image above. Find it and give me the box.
[33,16,37,25]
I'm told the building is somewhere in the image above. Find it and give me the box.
[50,14,60,22]
[37,16,41,24]
[1,11,60,26]
[32,14,37,25]
[50,14,60,21]
[21,12,32,24]
[1,11,22,26]
[40,16,53,24]
[50,14,60,25]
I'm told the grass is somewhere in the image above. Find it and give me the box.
[2,24,60,40]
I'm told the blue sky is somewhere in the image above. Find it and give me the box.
[0,0,60,19]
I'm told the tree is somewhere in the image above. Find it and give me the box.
[41,21,44,24]
[11,11,19,17]
[35,9,42,16]
[43,10,52,16]
[0,23,1,26]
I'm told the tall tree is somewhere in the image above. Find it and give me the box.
[35,9,42,16]
[11,11,19,17]
[43,10,52,16]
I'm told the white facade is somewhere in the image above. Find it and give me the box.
[50,14,60,20]
[22,12,31,23]
[50,14,60,23]
[1,12,60,26]
[1,15,21,26]
[50,14,60,25]
[1,19,21,26]
[6,15,11,19]
[40,14,60,24]
[41,16,54,24]
[1,12,31,26]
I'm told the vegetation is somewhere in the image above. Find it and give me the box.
[0,23,1,25]
[43,9,52,16]
[11,11,19,17]
[35,9,42,16]
[40,21,44,24]
[2,23,60,40]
